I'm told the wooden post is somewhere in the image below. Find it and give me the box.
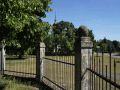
[36,42,45,81]
[0,45,5,74]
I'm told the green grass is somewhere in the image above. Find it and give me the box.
[0,75,38,90]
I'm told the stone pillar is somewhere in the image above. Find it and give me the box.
[0,45,5,74]
[75,25,93,90]
[75,36,93,90]
[36,42,45,81]
[81,37,93,90]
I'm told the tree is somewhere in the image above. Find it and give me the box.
[112,40,120,52]
[97,38,118,52]
[0,0,52,41]
[49,21,76,54]
[0,0,52,57]
[88,30,97,51]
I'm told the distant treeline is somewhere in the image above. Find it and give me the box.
[96,38,120,53]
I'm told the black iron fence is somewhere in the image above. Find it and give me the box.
[1,42,120,90]
[88,50,120,90]
[40,48,120,90]
[4,48,36,78]
[41,52,75,90]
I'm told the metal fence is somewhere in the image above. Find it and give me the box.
[41,48,120,90]
[1,40,120,90]
[4,48,36,78]
[88,50,120,90]
[41,52,75,90]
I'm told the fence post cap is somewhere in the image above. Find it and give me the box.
[78,25,89,37]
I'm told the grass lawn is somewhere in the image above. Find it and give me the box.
[0,75,38,90]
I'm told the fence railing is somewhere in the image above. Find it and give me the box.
[88,51,120,90]
[41,55,75,90]
[5,54,36,78]
[0,45,36,78]
[1,38,120,90]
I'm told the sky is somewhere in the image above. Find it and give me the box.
[43,0,120,41]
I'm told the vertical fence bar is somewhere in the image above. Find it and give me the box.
[72,56,74,90]
[96,56,98,89]
[114,59,116,90]
[94,57,96,90]
[88,51,92,90]
[62,55,64,88]
[106,65,108,90]
[99,57,101,90]
[102,49,104,90]
[69,56,71,90]
[109,50,112,90]
[54,54,56,89]
[96,47,99,90]
[91,51,93,90]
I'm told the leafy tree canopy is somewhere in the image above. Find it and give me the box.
[0,0,52,43]
[0,0,52,57]
[45,21,76,53]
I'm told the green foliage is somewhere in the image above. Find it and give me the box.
[45,21,76,54]
[45,23,96,54]
[97,38,120,52]
[112,40,120,51]
[0,0,52,56]
[0,0,52,41]
[88,30,96,51]
[53,21,75,52]
[0,0,52,31]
